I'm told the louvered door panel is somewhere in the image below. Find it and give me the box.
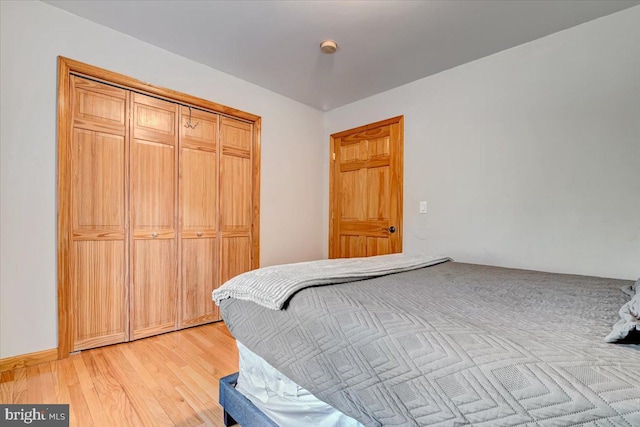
[179,107,219,326]
[221,237,252,284]
[131,239,176,338]
[182,239,218,325]
[130,93,178,340]
[73,241,126,350]
[220,117,253,286]
[70,76,128,350]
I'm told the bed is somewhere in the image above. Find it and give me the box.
[214,254,640,426]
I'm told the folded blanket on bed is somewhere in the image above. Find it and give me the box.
[213,253,451,310]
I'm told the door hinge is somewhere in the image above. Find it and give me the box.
[332,152,336,161]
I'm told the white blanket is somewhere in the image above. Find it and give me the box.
[213,253,451,310]
[236,341,363,427]
[606,279,640,342]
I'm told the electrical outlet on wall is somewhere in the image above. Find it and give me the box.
[419,201,427,214]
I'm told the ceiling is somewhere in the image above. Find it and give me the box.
[45,0,639,111]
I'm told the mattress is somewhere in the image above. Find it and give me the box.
[236,340,363,427]
[220,261,640,426]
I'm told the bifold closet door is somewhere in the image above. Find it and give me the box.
[130,93,179,340]
[70,76,129,351]
[220,117,254,284]
[179,107,220,326]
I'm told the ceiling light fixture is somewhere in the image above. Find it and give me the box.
[320,40,338,54]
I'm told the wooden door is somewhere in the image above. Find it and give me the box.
[179,107,220,327]
[329,116,404,258]
[130,93,179,340]
[70,76,129,351]
[219,117,253,284]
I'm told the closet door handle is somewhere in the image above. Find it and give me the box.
[196,231,203,237]
[151,232,158,238]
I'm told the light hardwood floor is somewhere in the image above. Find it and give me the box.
[0,322,239,426]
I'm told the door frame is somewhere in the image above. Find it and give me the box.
[329,115,404,258]
[57,57,261,359]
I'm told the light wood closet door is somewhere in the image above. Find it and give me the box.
[130,93,179,340]
[220,117,253,284]
[179,107,220,326]
[70,76,129,351]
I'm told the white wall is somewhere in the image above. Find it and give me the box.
[325,7,640,281]
[0,1,325,358]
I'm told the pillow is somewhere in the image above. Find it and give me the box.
[605,278,640,343]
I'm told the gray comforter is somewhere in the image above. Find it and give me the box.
[220,262,640,426]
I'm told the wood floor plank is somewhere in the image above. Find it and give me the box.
[36,363,56,403]
[67,380,95,426]
[71,353,94,391]
[90,348,148,426]
[0,374,14,403]
[130,338,206,426]
[26,364,43,403]
[164,359,215,405]
[103,346,174,426]
[47,359,76,425]
[80,350,100,379]
[185,329,238,376]
[0,322,239,426]
[176,384,224,427]
[78,382,108,426]
[12,368,28,404]
[181,365,219,403]
[147,335,190,368]
[165,332,227,397]
[1,370,15,383]
[50,359,72,405]
[59,358,84,426]
[77,352,111,426]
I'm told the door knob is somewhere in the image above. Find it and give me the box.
[383,226,396,233]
